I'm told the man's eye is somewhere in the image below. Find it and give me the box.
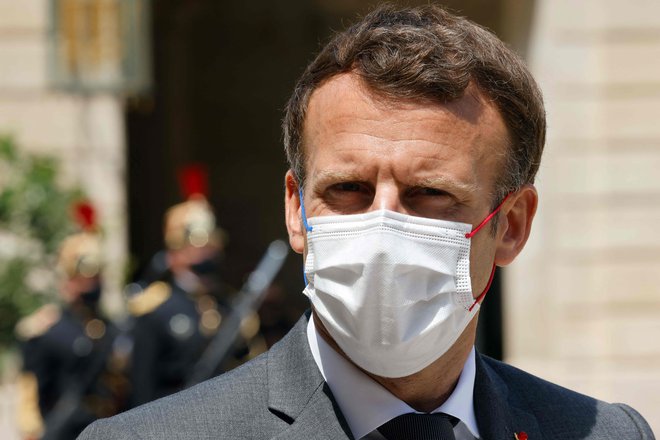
[333,182,363,192]
[406,187,459,218]
[416,187,449,197]
[321,181,372,213]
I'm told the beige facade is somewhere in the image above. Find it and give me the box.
[0,0,127,316]
[507,0,660,432]
[0,1,126,438]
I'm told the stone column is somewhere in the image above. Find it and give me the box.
[507,0,660,432]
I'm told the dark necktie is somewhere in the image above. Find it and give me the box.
[378,413,457,440]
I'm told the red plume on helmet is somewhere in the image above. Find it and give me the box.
[165,164,220,250]
[178,164,209,200]
[72,200,97,232]
[60,201,102,278]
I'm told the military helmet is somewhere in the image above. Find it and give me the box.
[57,232,102,278]
[57,201,102,278]
[164,164,223,250]
[164,197,219,250]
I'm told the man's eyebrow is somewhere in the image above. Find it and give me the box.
[416,176,479,194]
[313,170,365,184]
[311,172,478,194]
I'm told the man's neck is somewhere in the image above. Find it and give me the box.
[312,312,479,412]
[68,299,98,321]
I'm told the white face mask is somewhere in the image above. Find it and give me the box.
[301,195,504,378]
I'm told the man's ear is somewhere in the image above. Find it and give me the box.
[494,184,538,266]
[284,170,305,254]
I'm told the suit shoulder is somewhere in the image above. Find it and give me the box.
[610,403,656,439]
[185,348,271,398]
[481,356,591,403]
[168,351,271,408]
[483,356,610,406]
[83,353,285,439]
[78,416,141,440]
[127,282,171,317]
[482,356,655,439]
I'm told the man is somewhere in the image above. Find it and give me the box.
[127,195,229,406]
[16,222,129,439]
[79,5,655,439]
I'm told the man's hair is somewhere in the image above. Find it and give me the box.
[283,3,545,206]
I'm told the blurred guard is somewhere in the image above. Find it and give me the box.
[15,203,129,440]
[128,165,265,407]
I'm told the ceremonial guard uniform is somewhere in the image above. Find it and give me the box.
[127,169,265,407]
[128,276,226,406]
[16,206,130,440]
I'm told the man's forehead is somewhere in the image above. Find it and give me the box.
[305,73,505,137]
[302,73,509,174]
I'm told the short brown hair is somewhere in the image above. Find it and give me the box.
[282,4,545,205]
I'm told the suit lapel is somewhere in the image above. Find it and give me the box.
[474,352,543,440]
[271,382,354,440]
[267,316,546,440]
[268,313,353,440]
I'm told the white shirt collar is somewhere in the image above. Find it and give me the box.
[307,315,480,440]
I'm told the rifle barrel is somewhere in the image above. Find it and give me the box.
[186,240,289,386]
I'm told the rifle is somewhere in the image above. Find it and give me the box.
[186,239,289,387]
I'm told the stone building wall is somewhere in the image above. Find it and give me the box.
[507,0,660,432]
[0,2,127,436]
[0,0,127,317]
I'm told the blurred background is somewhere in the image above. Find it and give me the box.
[0,0,659,437]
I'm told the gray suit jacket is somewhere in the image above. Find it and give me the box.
[79,313,655,439]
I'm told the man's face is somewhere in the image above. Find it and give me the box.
[61,274,101,303]
[169,244,219,274]
[285,72,513,296]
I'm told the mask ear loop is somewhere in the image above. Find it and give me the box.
[464,193,512,311]
[464,193,512,239]
[299,187,313,232]
[299,187,312,285]
[469,264,496,311]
